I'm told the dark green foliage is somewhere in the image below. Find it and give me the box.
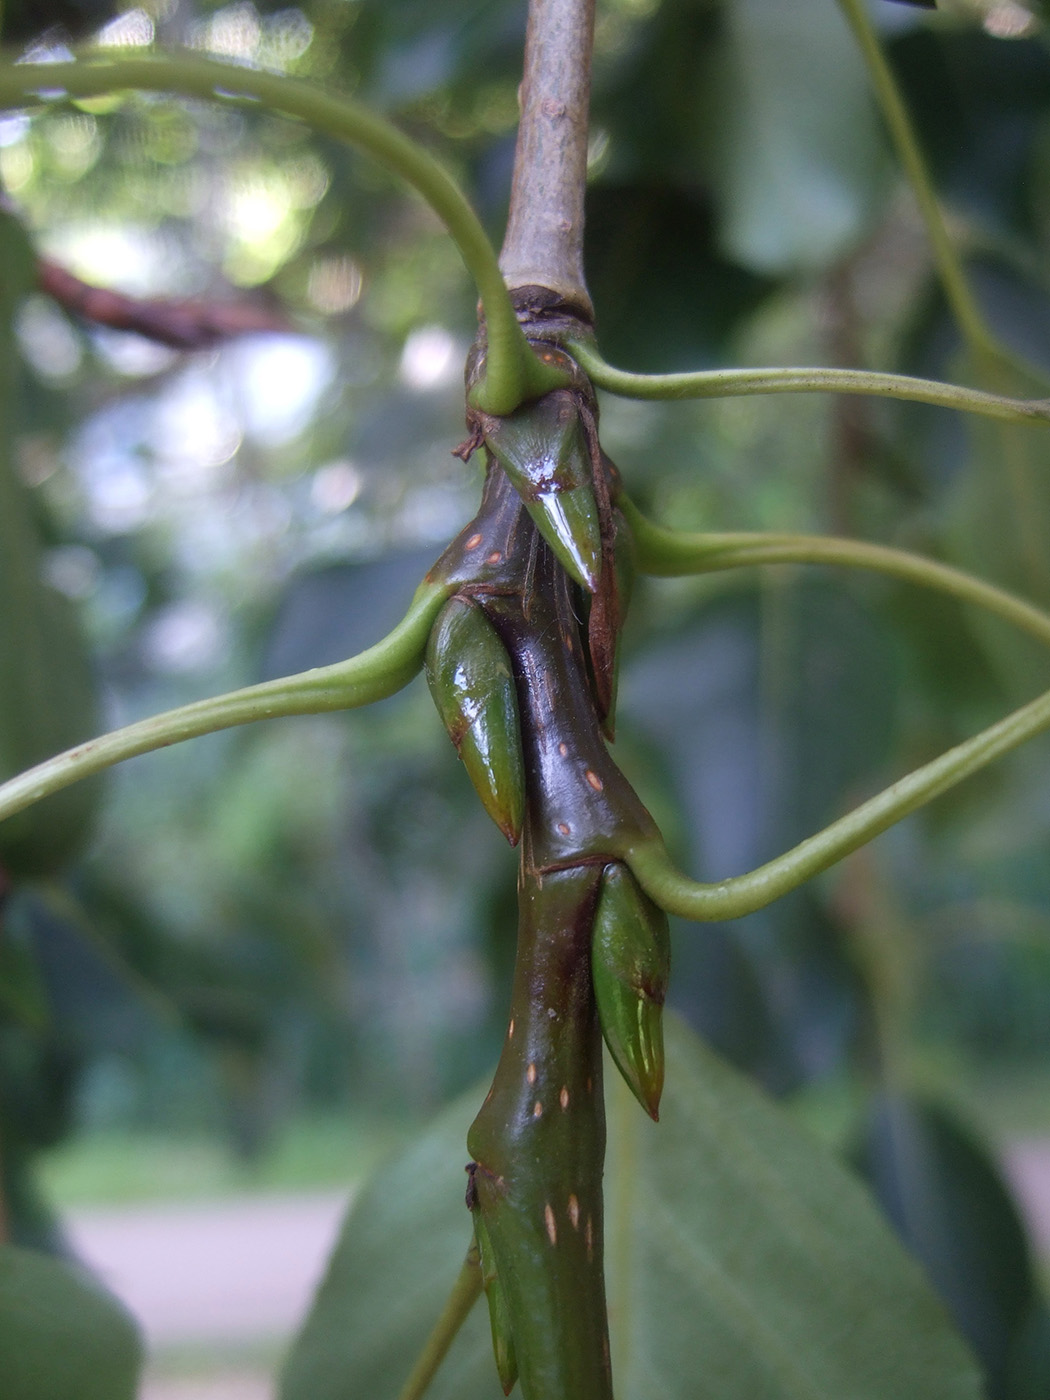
[0,1244,143,1400]
[0,215,101,879]
[854,1095,1050,1400]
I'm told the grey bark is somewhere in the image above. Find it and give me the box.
[499,0,596,317]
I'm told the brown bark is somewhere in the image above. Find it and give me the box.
[38,259,287,349]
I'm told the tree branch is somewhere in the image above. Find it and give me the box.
[499,0,596,315]
[38,258,287,349]
[0,55,564,414]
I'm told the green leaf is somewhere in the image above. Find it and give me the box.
[942,349,1050,698]
[713,0,886,273]
[853,1093,1041,1398]
[0,1243,144,1400]
[281,1014,981,1400]
[278,1089,503,1400]
[0,210,102,878]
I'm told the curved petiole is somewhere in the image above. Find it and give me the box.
[622,501,1050,654]
[0,580,449,831]
[622,681,1050,922]
[617,501,1050,918]
[567,339,1050,424]
[0,53,567,415]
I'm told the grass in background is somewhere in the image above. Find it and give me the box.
[40,1113,415,1208]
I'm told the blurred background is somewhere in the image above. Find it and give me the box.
[2,0,1050,1396]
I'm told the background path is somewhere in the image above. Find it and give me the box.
[63,1144,1050,1398]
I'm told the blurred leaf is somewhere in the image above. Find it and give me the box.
[1008,1302,1050,1400]
[619,582,894,1088]
[712,0,886,273]
[0,1243,143,1400]
[942,353,1050,698]
[853,1093,1041,1399]
[10,888,163,1053]
[0,212,101,879]
[889,28,1050,238]
[623,578,898,874]
[260,550,437,679]
[584,183,774,370]
[282,1014,980,1400]
[0,917,49,1031]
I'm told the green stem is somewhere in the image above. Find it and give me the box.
[567,339,1050,424]
[835,0,996,362]
[396,1245,484,1400]
[0,53,564,414]
[622,681,1050,921]
[623,502,1050,653]
[0,581,448,830]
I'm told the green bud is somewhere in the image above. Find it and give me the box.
[473,1212,519,1395]
[527,488,603,596]
[425,597,526,845]
[484,392,603,594]
[591,862,671,1120]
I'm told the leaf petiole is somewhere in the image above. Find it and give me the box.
[623,680,1050,921]
[568,339,1050,424]
[0,581,449,831]
[619,502,1050,917]
[622,501,1050,654]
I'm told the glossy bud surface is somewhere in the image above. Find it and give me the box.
[591,861,670,1119]
[425,596,525,844]
[484,392,603,593]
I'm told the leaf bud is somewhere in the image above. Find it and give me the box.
[425,596,525,845]
[591,862,671,1120]
[484,392,603,594]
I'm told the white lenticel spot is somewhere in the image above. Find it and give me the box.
[545,1204,557,1245]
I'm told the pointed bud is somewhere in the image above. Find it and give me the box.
[591,862,671,1120]
[484,392,603,594]
[473,1213,519,1394]
[426,597,526,844]
[526,489,602,594]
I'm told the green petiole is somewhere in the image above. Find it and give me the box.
[615,503,1050,921]
[0,581,449,831]
[567,339,1050,424]
[0,52,567,415]
[622,501,1050,653]
[622,678,1050,921]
